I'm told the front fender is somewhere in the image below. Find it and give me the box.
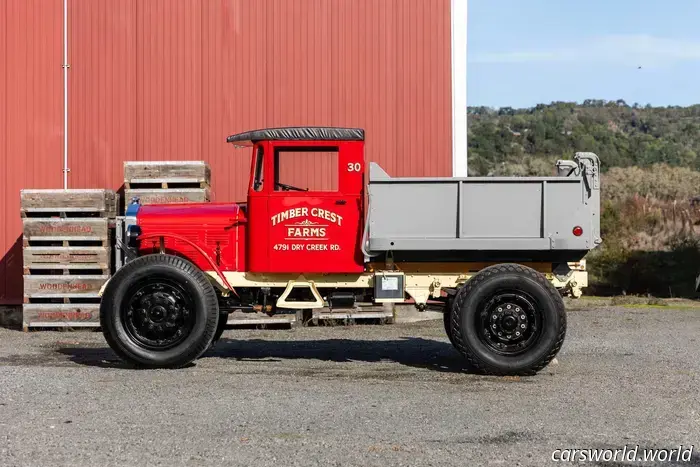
[136,232,237,297]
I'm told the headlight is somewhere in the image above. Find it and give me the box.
[126,224,142,248]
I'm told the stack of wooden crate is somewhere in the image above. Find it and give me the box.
[123,161,211,209]
[21,189,118,330]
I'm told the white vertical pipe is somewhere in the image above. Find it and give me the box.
[451,0,468,177]
[62,0,69,189]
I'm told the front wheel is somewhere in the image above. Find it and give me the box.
[100,254,219,368]
[449,263,566,376]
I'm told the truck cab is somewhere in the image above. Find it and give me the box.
[133,128,368,276]
[230,127,366,274]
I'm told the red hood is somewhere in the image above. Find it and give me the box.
[137,202,243,226]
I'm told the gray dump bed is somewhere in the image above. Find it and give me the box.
[366,153,601,257]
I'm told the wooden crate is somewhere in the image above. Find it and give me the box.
[20,189,117,217]
[22,217,112,252]
[125,187,211,205]
[124,161,211,189]
[22,303,100,329]
[22,218,110,242]
[20,189,115,330]
[23,246,110,272]
[23,275,109,301]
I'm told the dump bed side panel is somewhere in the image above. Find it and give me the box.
[461,182,542,238]
[369,183,458,240]
[366,154,600,254]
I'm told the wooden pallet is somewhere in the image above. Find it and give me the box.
[124,161,211,189]
[226,311,297,327]
[22,218,112,254]
[125,187,211,205]
[20,189,118,218]
[23,217,110,240]
[23,237,111,249]
[23,246,111,272]
[24,296,102,304]
[315,304,394,324]
[124,180,210,190]
[22,303,100,330]
[317,309,394,322]
[20,189,116,329]
[222,306,394,329]
[23,275,109,301]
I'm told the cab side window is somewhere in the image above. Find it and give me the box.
[252,146,264,192]
[274,146,339,192]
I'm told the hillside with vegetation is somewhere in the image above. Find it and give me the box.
[467,101,700,297]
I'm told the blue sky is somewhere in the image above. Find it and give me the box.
[468,0,700,109]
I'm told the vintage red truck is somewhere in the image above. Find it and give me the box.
[100,127,601,375]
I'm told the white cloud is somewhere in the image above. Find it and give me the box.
[472,34,700,68]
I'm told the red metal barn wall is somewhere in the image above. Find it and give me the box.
[0,0,453,304]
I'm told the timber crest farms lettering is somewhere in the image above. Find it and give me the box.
[271,207,343,239]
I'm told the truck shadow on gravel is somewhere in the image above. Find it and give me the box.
[207,337,473,373]
[55,337,487,374]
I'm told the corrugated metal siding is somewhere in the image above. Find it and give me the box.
[0,0,64,304]
[136,0,204,181]
[0,0,6,303]
[68,0,137,191]
[0,0,452,304]
[200,0,271,202]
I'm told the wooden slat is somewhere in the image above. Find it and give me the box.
[20,189,117,214]
[24,246,110,269]
[124,181,209,189]
[226,311,297,325]
[23,238,110,249]
[23,275,109,299]
[317,310,393,320]
[125,188,211,205]
[22,218,110,241]
[124,161,211,183]
[23,303,100,328]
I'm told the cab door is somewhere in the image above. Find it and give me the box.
[266,141,365,274]
[246,142,270,273]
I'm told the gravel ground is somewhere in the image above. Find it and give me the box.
[1,306,699,467]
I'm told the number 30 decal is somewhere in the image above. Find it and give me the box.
[347,163,361,172]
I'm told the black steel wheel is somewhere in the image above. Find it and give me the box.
[122,278,196,351]
[449,264,566,376]
[100,254,219,368]
[477,290,542,356]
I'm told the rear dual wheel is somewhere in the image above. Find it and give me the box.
[100,254,219,368]
[447,264,566,376]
